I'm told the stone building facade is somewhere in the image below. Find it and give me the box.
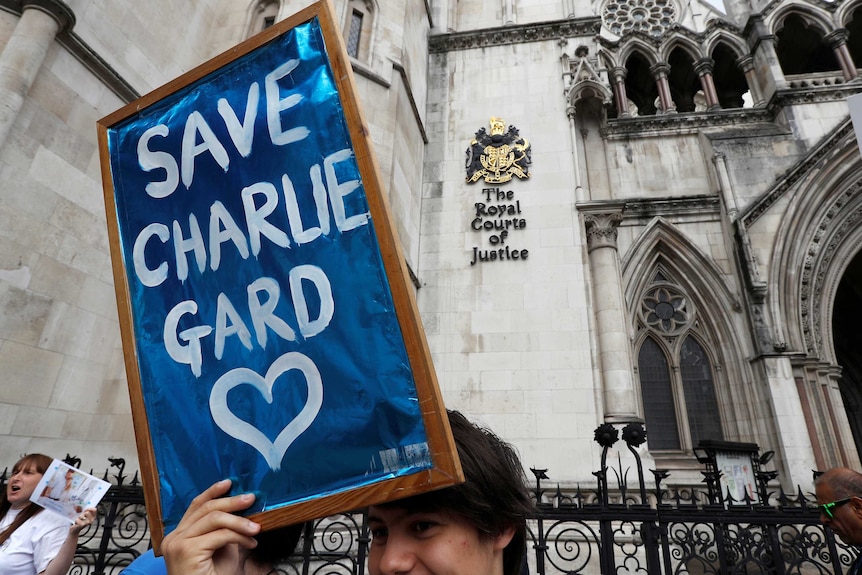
[2,0,862,493]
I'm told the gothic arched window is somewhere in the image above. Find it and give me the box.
[639,337,680,450]
[775,13,839,75]
[247,0,279,37]
[667,47,698,113]
[624,51,658,116]
[343,0,375,62]
[636,280,724,451]
[710,42,749,109]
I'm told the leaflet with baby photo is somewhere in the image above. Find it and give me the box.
[30,459,111,523]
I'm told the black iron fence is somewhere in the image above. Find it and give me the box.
[3,426,856,574]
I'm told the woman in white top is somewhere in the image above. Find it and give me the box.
[0,454,96,575]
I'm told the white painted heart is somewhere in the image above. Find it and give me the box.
[209,352,323,471]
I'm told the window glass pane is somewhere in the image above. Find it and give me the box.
[680,336,723,445]
[347,10,363,58]
[639,337,680,449]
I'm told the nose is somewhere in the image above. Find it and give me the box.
[373,538,416,575]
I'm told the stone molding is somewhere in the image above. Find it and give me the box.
[601,107,773,139]
[429,17,601,53]
[801,182,862,356]
[740,119,854,229]
[0,0,140,102]
[392,61,428,144]
[623,195,720,220]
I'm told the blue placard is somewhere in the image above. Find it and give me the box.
[104,17,430,534]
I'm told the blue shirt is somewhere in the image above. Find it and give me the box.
[120,550,167,575]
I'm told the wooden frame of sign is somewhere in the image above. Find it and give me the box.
[97,0,462,548]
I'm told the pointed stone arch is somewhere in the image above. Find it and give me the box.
[619,46,660,115]
[622,218,760,444]
[837,0,862,28]
[768,121,862,468]
[769,7,840,76]
[704,35,752,109]
[567,48,614,108]
[702,30,749,59]
[770,124,862,360]
[766,3,834,35]
[616,37,660,68]
[658,34,704,63]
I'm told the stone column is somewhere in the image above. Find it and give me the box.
[0,0,74,151]
[582,206,639,422]
[825,29,857,81]
[693,58,720,110]
[610,66,631,118]
[736,55,766,107]
[713,152,738,219]
[745,16,786,99]
[567,105,586,202]
[650,62,675,114]
[502,0,516,25]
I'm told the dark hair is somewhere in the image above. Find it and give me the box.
[377,410,533,575]
[815,467,862,499]
[244,522,306,573]
[0,454,53,546]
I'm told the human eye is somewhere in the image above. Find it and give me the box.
[369,525,388,541]
[411,520,438,535]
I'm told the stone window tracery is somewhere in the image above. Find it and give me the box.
[641,285,689,334]
[602,0,677,38]
[636,277,723,452]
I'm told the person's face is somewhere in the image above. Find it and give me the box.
[816,481,862,545]
[65,469,74,484]
[6,463,43,509]
[367,505,513,575]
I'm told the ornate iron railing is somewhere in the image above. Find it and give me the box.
[2,427,856,574]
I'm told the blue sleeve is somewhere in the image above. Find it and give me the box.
[120,550,167,575]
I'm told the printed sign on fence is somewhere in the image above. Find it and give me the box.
[97,0,461,547]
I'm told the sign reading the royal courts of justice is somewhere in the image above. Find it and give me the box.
[465,118,531,265]
[98,0,461,547]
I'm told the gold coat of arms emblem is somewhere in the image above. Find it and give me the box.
[465,117,531,184]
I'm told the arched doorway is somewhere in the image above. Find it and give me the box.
[833,249,862,455]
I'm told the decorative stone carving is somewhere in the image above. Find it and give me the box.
[601,0,676,38]
[584,212,623,251]
[429,17,601,53]
[640,285,691,335]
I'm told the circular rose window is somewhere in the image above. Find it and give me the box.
[602,0,677,38]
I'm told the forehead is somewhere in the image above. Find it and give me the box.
[368,505,451,522]
[815,481,837,503]
[13,462,39,473]
[368,505,412,522]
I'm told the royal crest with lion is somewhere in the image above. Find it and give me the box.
[465,117,531,184]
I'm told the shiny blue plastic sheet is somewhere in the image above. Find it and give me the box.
[105,18,430,534]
